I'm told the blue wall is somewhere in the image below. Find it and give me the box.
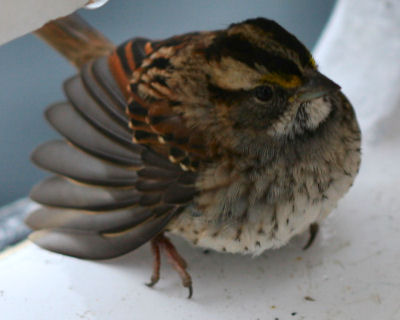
[0,0,336,205]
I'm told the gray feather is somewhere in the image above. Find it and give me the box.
[31,140,138,186]
[30,176,142,211]
[64,76,133,144]
[45,102,142,166]
[26,205,172,232]
[91,56,126,111]
[29,209,177,259]
[81,60,128,123]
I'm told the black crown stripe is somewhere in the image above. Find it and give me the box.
[243,18,312,67]
[205,33,302,77]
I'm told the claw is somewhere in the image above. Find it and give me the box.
[147,237,161,287]
[186,284,193,299]
[145,276,159,288]
[147,233,193,298]
[303,223,319,250]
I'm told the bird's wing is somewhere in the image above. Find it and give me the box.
[109,35,207,171]
[28,38,203,260]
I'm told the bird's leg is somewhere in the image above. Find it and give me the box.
[160,234,192,298]
[146,233,193,298]
[146,237,161,287]
[303,223,319,250]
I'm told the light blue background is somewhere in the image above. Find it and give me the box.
[0,0,336,205]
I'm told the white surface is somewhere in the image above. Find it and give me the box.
[0,0,86,45]
[1,0,400,319]
[314,0,400,142]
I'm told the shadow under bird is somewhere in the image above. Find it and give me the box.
[26,14,361,298]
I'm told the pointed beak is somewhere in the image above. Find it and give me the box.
[296,71,341,102]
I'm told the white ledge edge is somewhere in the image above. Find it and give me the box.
[0,0,87,45]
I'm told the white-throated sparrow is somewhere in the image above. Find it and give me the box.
[27,17,361,298]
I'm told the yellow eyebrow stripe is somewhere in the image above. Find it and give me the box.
[261,73,302,88]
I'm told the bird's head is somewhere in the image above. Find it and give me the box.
[163,18,341,154]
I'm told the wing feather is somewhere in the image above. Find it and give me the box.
[26,206,172,233]
[29,208,178,260]
[64,76,133,145]
[29,38,199,260]
[31,140,138,186]
[45,102,141,166]
[30,176,142,211]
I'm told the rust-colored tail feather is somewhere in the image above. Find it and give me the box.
[34,13,114,68]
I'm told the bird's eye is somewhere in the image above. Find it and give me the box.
[254,86,273,101]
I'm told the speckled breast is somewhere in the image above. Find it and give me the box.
[168,131,361,255]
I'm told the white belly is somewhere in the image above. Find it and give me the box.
[168,169,356,255]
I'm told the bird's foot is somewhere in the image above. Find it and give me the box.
[147,233,193,298]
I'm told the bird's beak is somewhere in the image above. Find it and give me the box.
[296,71,341,102]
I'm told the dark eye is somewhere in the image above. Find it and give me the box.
[254,86,273,101]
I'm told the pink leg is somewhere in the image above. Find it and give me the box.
[146,237,161,287]
[147,233,193,298]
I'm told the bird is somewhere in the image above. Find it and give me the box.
[26,16,361,298]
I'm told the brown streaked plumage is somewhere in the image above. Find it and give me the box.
[28,15,361,298]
